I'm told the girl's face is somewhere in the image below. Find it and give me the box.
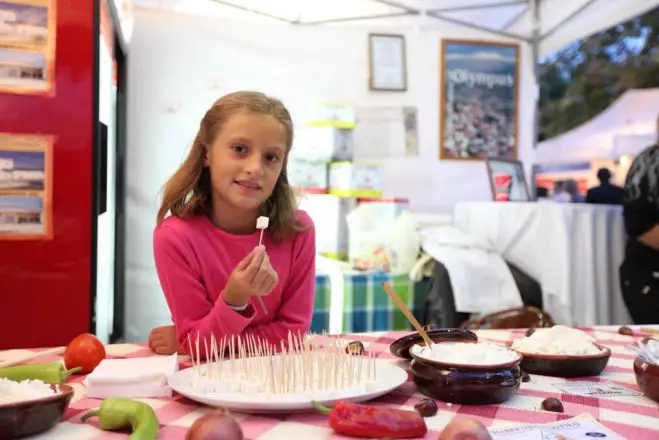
[205,112,287,216]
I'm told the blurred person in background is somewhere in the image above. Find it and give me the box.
[586,168,624,205]
[536,186,549,200]
[619,116,659,324]
[552,180,571,202]
[564,179,585,203]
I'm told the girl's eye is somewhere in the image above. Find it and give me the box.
[265,153,280,163]
[233,144,247,154]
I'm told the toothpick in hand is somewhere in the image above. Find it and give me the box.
[255,216,270,315]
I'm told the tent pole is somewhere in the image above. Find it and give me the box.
[371,0,417,13]
[502,4,529,30]
[429,1,529,14]
[540,0,599,41]
[529,0,540,197]
[531,0,540,150]
[299,12,412,25]
[209,0,294,23]
[426,12,530,41]
[373,0,530,41]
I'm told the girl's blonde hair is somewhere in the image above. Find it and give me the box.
[156,91,303,242]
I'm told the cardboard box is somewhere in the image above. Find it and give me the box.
[297,194,357,260]
[287,160,327,194]
[329,162,383,198]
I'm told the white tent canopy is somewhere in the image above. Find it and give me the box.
[130,0,659,59]
[126,0,659,151]
[535,88,659,163]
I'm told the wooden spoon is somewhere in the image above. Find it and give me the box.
[382,282,434,347]
[0,346,65,369]
[641,327,659,335]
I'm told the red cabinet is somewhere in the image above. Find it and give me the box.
[0,0,96,349]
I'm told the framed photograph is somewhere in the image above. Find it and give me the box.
[0,132,53,239]
[439,39,520,160]
[485,158,531,202]
[368,33,406,91]
[0,0,57,96]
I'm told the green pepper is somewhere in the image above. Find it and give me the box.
[81,397,159,440]
[0,362,81,384]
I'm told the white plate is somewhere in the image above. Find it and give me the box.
[168,359,408,414]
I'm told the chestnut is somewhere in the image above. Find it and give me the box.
[618,326,633,336]
[541,397,564,413]
[346,341,364,355]
[414,398,438,417]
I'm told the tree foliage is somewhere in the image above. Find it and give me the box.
[539,7,659,141]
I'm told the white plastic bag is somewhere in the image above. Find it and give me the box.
[346,206,420,275]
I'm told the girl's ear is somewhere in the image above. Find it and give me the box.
[203,151,209,167]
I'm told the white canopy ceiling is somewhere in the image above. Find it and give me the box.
[130,0,659,58]
[125,0,658,152]
[535,88,659,163]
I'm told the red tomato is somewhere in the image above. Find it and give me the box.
[64,333,106,374]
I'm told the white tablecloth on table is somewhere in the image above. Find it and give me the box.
[419,226,523,313]
[453,202,632,326]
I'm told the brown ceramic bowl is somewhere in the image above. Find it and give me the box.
[0,384,74,439]
[389,328,478,360]
[408,341,522,405]
[514,344,611,378]
[634,357,659,403]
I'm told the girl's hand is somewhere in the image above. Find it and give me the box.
[148,325,186,355]
[223,245,279,307]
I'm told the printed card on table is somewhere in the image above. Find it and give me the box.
[489,413,625,440]
[552,381,641,398]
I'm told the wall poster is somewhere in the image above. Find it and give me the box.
[439,39,519,160]
[0,133,53,239]
[0,0,56,95]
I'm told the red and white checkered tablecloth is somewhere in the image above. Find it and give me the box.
[1,327,657,439]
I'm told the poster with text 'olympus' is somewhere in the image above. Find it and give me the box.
[440,39,519,161]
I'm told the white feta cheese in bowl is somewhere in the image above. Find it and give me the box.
[511,326,603,356]
[411,341,521,369]
[511,326,611,378]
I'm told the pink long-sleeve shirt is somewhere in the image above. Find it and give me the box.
[153,211,315,352]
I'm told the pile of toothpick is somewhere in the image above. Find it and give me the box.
[186,331,378,397]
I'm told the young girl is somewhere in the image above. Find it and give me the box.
[148,91,315,355]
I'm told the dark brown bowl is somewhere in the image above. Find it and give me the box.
[634,357,659,403]
[515,344,611,378]
[0,384,74,439]
[408,342,522,405]
[390,328,478,360]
